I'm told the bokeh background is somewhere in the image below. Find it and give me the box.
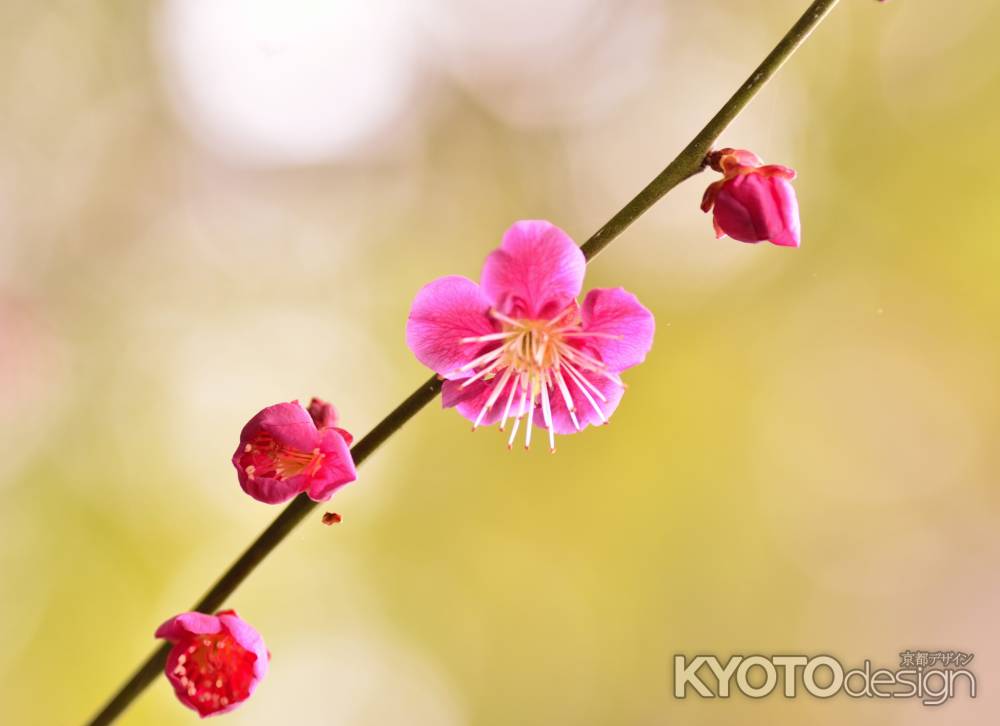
[1,0,998,724]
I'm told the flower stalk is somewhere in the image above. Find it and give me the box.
[86,1,839,723]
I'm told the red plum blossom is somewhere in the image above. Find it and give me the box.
[155,610,269,718]
[406,220,654,451]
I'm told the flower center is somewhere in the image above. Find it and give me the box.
[456,306,621,451]
[238,432,323,482]
[502,319,562,374]
[171,631,257,715]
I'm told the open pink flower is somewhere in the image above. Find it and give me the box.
[155,609,269,718]
[700,147,801,248]
[406,220,654,451]
[232,399,356,504]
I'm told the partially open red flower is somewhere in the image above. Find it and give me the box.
[155,610,269,718]
[233,399,356,504]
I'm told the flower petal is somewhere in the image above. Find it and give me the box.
[332,427,354,447]
[768,176,801,247]
[405,275,496,378]
[239,473,310,505]
[305,429,358,502]
[480,220,585,318]
[155,612,221,641]
[218,611,270,687]
[700,179,723,212]
[580,287,655,372]
[712,172,800,247]
[237,401,319,454]
[441,377,506,428]
[546,369,624,435]
[759,163,796,180]
[713,174,771,242]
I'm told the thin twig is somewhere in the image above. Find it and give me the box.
[85,1,839,723]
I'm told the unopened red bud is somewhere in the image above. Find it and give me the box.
[701,148,801,248]
[306,397,337,430]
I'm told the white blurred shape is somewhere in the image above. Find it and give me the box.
[420,0,665,127]
[155,0,418,166]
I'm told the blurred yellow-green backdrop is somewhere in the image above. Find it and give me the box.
[1,1,998,724]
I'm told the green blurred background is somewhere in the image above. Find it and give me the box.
[1,1,997,724]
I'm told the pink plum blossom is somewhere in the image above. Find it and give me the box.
[406,220,654,451]
[700,147,801,248]
[155,609,269,718]
[233,399,356,504]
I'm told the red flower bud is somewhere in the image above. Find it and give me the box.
[701,148,801,248]
[306,396,354,445]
